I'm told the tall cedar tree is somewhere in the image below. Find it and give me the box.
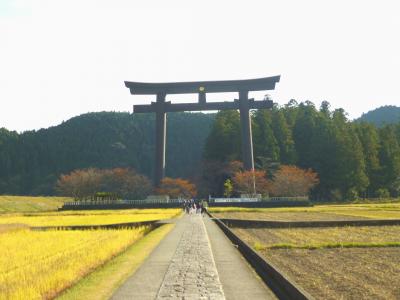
[378,125,400,196]
[201,103,400,199]
[252,110,280,161]
[271,108,297,164]
[203,110,241,162]
[354,123,381,197]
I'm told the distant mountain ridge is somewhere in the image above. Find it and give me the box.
[357,105,400,126]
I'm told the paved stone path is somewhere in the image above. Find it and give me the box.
[156,215,224,299]
[112,214,275,300]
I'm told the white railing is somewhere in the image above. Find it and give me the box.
[209,196,308,203]
[64,198,185,206]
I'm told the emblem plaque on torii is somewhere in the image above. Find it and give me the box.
[124,76,280,186]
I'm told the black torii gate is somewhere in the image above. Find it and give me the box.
[125,76,280,186]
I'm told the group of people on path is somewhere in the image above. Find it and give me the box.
[183,199,208,215]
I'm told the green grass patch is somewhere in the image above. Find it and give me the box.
[209,202,400,214]
[255,241,400,250]
[210,202,400,220]
[0,195,70,213]
[317,197,400,205]
[57,224,174,300]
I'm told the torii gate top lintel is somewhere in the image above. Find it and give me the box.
[124,75,280,95]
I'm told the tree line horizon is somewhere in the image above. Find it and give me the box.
[0,101,399,201]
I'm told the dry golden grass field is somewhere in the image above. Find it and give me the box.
[213,203,400,299]
[0,196,181,299]
[0,227,148,299]
[0,209,181,227]
[0,195,70,213]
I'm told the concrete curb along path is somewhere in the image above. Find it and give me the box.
[112,214,276,299]
[203,216,277,300]
[210,217,312,300]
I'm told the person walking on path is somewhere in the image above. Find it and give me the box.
[196,201,202,214]
[201,200,208,216]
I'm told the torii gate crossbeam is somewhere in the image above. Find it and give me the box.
[125,76,280,186]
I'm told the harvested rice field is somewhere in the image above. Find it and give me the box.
[0,208,181,227]
[233,225,400,299]
[0,207,181,299]
[261,248,400,299]
[0,227,148,299]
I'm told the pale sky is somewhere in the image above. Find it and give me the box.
[1,0,399,132]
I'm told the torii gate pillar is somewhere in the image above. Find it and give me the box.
[238,91,254,170]
[155,93,166,186]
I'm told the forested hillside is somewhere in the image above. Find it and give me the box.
[1,102,400,201]
[202,100,400,200]
[0,112,215,195]
[357,105,400,126]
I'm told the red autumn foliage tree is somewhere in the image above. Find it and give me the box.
[156,177,197,199]
[56,168,101,199]
[232,170,270,195]
[99,168,152,199]
[56,168,152,200]
[269,165,319,196]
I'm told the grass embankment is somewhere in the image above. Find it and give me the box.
[0,227,149,299]
[0,208,181,227]
[0,195,70,213]
[210,202,400,220]
[58,224,174,300]
[255,241,400,250]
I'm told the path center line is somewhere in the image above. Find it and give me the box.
[156,214,225,299]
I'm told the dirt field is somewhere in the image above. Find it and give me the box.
[233,226,400,246]
[233,226,400,299]
[261,248,400,300]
